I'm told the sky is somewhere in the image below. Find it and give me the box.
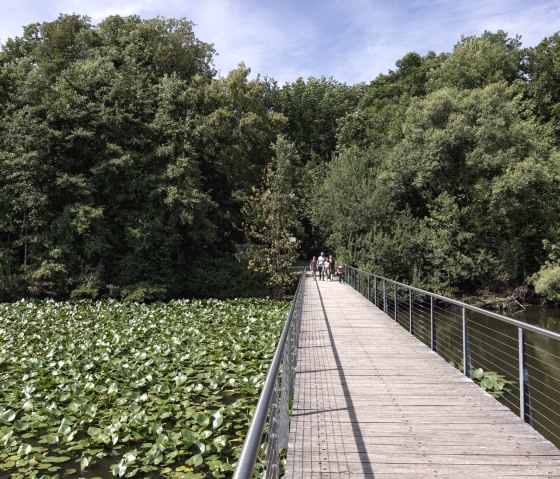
[1,0,559,85]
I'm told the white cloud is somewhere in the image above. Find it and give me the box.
[1,0,559,83]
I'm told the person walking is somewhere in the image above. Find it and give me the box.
[317,252,326,280]
[337,263,346,283]
[329,255,335,280]
[310,256,317,280]
[324,256,332,281]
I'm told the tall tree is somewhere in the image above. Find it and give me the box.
[240,136,302,297]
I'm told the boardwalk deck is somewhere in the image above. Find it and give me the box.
[284,276,560,478]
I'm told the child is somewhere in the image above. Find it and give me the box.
[337,264,346,283]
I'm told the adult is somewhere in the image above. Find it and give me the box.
[317,252,326,280]
[329,255,335,279]
[324,256,332,281]
[310,256,317,280]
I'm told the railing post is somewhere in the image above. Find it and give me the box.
[383,279,387,313]
[367,274,370,302]
[430,296,436,351]
[518,328,532,424]
[374,276,377,307]
[394,283,398,323]
[462,307,471,378]
[360,270,363,295]
[409,288,414,335]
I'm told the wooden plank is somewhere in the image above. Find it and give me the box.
[284,277,560,478]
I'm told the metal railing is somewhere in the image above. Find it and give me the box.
[233,269,306,479]
[346,266,560,447]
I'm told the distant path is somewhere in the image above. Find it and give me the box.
[285,276,560,478]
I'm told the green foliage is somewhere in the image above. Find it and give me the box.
[428,30,523,91]
[280,77,364,164]
[0,298,289,478]
[240,136,303,297]
[531,241,560,301]
[523,32,560,145]
[2,19,560,300]
[0,15,285,300]
[315,57,559,295]
[470,367,516,398]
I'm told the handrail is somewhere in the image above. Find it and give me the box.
[346,265,560,446]
[233,268,306,479]
[348,266,560,341]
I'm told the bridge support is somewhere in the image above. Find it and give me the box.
[430,296,436,351]
[462,307,471,378]
[409,289,414,336]
[518,328,532,425]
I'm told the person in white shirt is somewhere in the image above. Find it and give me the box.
[317,252,326,281]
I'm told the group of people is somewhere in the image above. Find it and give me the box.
[309,252,346,283]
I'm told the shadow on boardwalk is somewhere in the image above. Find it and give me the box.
[285,277,560,478]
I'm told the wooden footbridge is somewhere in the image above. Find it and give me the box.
[234,273,560,479]
[284,276,560,478]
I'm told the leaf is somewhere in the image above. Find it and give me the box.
[471,368,484,379]
[46,434,60,444]
[0,409,16,423]
[212,410,223,428]
[193,440,206,454]
[17,443,33,455]
[187,453,204,467]
[195,414,209,427]
[44,455,71,463]
[181,429,197,447]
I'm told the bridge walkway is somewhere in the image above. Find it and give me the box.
[284,276,560,478]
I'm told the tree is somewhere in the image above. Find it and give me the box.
[428,30,523,91]
[240,136,302,297]
[523,32,560,145]
[0,15,286,300]
[280,77,363,164]
[531,241,560,301]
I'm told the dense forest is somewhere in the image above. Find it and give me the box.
[0,14,559,301]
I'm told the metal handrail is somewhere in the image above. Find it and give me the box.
[346,266,560,445]
[233,269,306,479]
[347,266,560,340]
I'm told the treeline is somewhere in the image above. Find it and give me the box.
[309,32,560,297]
[0,16,559,300]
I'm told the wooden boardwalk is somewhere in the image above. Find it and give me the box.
[285,276,560,478]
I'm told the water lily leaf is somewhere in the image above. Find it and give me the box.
[44,455,71,463]
[212,411,223,428]
[13,420,28,431]
[18,443,32,455]
[193,440,206,454]
[186,453,204,467]
[46,434,59,445]
[110,462,127,477]
[0,409,16,423]
[181,429,197,446]
[195,414,209,427]
[213,435,228,449]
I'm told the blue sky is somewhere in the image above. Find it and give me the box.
[1,0,559,85]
